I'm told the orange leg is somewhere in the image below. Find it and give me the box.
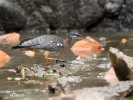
[45,59,49,67]
[45,55,56,67]
[45,55,67,67]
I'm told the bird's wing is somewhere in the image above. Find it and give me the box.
[12,37,34,49]
[17,37,41,48]
[38,35,64,51]
[20,38,33,44]
[19,35,64,51]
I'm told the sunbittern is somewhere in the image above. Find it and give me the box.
[12,31,84,67]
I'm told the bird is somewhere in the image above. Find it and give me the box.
[12,31,85,67]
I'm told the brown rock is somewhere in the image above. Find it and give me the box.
[0,32,20,46]
[0,50,11,68]
[109,47,133,81]
[71,36,104,58]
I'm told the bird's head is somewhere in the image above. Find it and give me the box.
[68,31,84,40]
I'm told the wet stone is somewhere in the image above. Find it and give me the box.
[48,78,70,94]
[19,64,73,78]
[109,47,133,80]
[20,64,47,77]
[50,81,133,100]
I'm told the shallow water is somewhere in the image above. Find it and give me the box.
[0,32,133,100]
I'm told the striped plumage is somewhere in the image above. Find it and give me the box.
[12,35,64,51]
[12,31,84,66]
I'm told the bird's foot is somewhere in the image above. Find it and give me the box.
[56,59,67,63]
[55,59,67,67]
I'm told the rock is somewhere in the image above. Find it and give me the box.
[1,0,104,33]
[92,0,133,32]
[0,0,27,33]
[50,81,133,100]
[0,32,20,46]
[104,0,123,13]
[109,47,133,81]
[71,36,104,58]
[1,0,133,33]
[48,78,70,94]
[19,64,47,77]
[19,64,72,78]
[121,38,127,44]
[24,50,35,58]
[0,50,11,68]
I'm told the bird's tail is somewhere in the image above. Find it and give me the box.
[11,45,24,49]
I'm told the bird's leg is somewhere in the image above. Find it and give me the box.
[45,55,67,67]
[45,60,49,67]
[45,55,56,66]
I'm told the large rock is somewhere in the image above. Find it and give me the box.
[49,81,133,100]
[0,0,104,33]
[109,47,133,81]
[0,32,20,46]
[71,36,104,58]
[0,0,27,33]
[91,0,133,32]
[18,0,104,33]
[1,0,133,33]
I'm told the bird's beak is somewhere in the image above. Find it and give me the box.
[76,35,85,40]
[79,37,86,40]
[77,35,92,42]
